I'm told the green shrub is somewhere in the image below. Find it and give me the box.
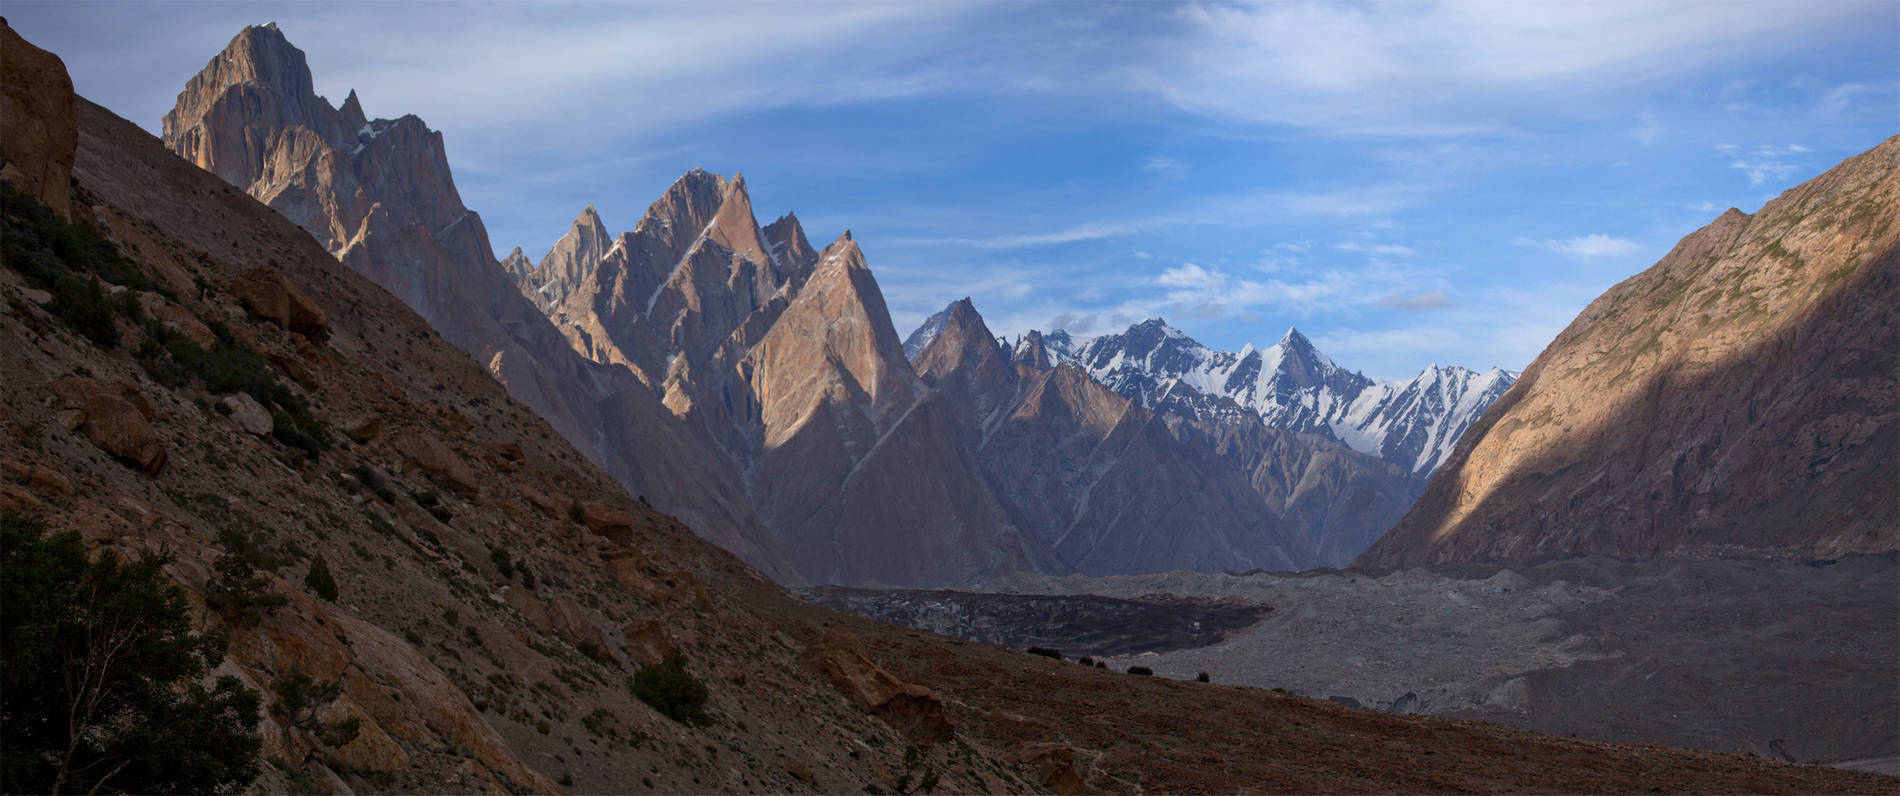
[50,274,120,347]
[630,651,711,727]
[1196,671,1211,683]
[271,669,359,748]
[1027,646,1061,659]
[0,186,158,349]
[135,320,329,457]
[1127,666,1153,676]
[207,528,287,623]
[488,544,515,579]
[304,554,338,602]
[1,512,262,793]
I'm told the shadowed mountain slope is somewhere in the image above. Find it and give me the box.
[1359,136,1899,569]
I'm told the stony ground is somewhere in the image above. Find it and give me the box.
[979,553,1900,769]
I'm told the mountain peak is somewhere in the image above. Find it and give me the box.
[1278,326,1310,348]
[915,297,1008,386]
[339,88,365,127]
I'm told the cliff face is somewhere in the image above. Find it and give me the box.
[159,24,794,582]
[0,21,76,218]
[1358,137,1900,570]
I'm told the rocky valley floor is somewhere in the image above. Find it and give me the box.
[937,553,1898,771]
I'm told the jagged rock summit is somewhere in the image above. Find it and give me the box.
[1358,135,1900,569]
[159,23,794,582]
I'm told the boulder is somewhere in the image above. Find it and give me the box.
[1008,743,1085,796]
[221,393,273,436]
[623,618,674,666]
[230,265,327,336]
[547,595,615,663]
[81,392,166,475]
[27,466,70,498]
[0,483,46,513]
[390,431,479,498]
[799,625,953,745]
[342,415,383,444]
[0,21,76,218]
[141,294,218,348]
[580,501,633,542]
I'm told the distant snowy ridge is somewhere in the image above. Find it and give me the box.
[1042,318,1515,474]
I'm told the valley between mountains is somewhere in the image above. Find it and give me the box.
[1,16,1895,795]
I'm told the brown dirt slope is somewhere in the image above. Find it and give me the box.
[1360,136,1899,569]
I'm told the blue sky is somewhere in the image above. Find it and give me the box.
[9,1,1896,379]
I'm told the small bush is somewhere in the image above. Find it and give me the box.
[1078,656,1094,666]
[489,544,515,579]
[1127,666,1153,676]
[135,320,329,457]
[208,528,287,623]
[630,651,711,727]
[1196,671,1211,683]
[1026,646,1061,660]
[304,554,338,602]
[414,490,452,523]
[51,274,120,347]
[535,720,550,735]
[0,184,153,349]
[272,669,359,748]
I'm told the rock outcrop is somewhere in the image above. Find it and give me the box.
[230,265,328,336]
[800,626,954,745]
[0,19,77,217]
[1358,136,1900,569]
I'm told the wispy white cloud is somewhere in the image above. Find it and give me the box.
[1140,155,1187,179]
[1816,82,1870,116]
[1379,290,1459,311]
[1720,143,1807,186]
[1334,241,1418,256]
[1135,0,1880,135]
[1512,233,1640,260]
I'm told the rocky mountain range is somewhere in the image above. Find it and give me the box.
[997,316,1515,476]
[159,22,797,581]
[7,18,1898,794]
[1358,135,1899,569]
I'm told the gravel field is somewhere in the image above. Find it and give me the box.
[975,553,1899,768]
